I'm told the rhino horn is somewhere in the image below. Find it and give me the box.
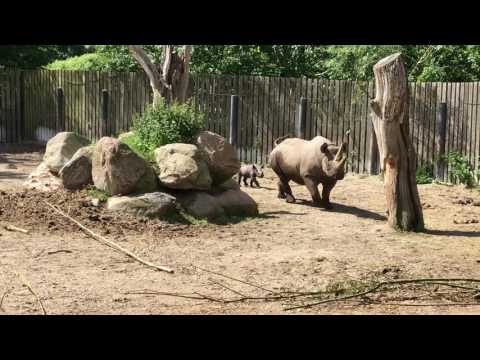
[334,142,346,162]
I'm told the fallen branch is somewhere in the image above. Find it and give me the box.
[125,289,328,304]
[191,265,275,293]
[208,278,248,298]
[46,250,73,255]
[44,201,174,274]
[0,288,11,313]
[372,302,480,307]
[4,225,29,234]
[285,278,480,311]
[15,272,47,315]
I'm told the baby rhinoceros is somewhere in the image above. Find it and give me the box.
[238,164,265,187]
[269,134,349,210]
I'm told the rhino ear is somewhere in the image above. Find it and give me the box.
[320,143,328,153]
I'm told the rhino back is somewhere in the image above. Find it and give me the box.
[270,138,310,182]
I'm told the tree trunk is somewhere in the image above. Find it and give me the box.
[369,53,424,232]
[128,45,192,106]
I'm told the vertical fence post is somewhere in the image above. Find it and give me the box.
[435,102,447,180]
[297,97,307,139]
[229,95,239,146]
[368,116,380,175]
[19,71,25,141]
[56,87,64,133]
[101,89,108,137]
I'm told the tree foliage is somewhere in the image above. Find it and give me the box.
[8,45,480,82]
[0,45,87,69]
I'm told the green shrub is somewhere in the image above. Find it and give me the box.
[132,99,205,153]
[46,53,108,71]
[445,151,476,187]
[86,186,109,201]
[416,163,434,184]
[119,132,155,163]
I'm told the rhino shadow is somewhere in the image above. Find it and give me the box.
[424,229,480,238]
[296,199,387,221]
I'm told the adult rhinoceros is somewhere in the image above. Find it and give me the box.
[268,133,349,209]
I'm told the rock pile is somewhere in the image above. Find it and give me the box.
[25,131,256,221]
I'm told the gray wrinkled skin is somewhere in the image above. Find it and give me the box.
[237,164,264,187]
[269,135,348,209]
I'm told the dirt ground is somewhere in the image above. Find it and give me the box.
[1,144,480,315]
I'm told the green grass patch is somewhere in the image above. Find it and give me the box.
[86,186,110,202]
[416,163,434,184]
[119,132,156,164]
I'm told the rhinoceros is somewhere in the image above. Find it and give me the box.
[268,133,349,209]
[237,164,265,187]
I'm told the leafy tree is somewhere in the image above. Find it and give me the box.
[0,45,87,69]
[38,44,480,83]
[46,53,108,71]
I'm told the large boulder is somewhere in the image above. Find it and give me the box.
[59,146,94,190]
[43,132,90,174]
[195,131,240,185]
[213,189,258,217]
[92,137,158,196]
[154,143,212,190]
[106,192,177,218]
[23,163,63,192]
[216,178,240,192]
[176,192,225,220]
[176,188,258,220]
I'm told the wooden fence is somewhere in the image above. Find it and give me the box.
[1,68,480,181]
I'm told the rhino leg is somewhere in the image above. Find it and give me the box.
[304,177,322,205]
[238,175,242,185]
[321,182,335,210]
[243,177,249,186]
[278,179,295,203]
[251,178,260,187]
[277,181,287,198]
[283,182,295,203]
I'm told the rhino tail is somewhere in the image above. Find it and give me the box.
[273,134,290,147]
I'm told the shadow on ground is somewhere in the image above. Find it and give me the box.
[0,143,45,155]
[295,199,387,221]
[424,229,480,238]
[0,171,28,179]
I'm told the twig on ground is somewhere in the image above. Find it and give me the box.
[0,288,11,313]
[193,292,224,303]
[373,302,480,307]
[15,272,47,315]
[285,278,480,311]
[46,250,73,255]
[191,265,274,293]
[44,201,174,274]
[125,291,206,301]
[4,225,29,234]
[125,289,327,305]
[208,278,248,298]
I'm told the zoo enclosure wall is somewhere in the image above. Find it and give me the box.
[1,68,479,182]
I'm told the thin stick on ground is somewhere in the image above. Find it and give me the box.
[372,302,480,307]
[4,225,29,234]
[125,291,207,301]
[15,272,47,315]
[208,278,249,298]
[44,201,174,274]
[46,250,73,255]
[0,288,11,313]
[285,278,480,311]
[191,265,275,294]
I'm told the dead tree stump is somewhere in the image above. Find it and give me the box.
[369,53,424,232]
